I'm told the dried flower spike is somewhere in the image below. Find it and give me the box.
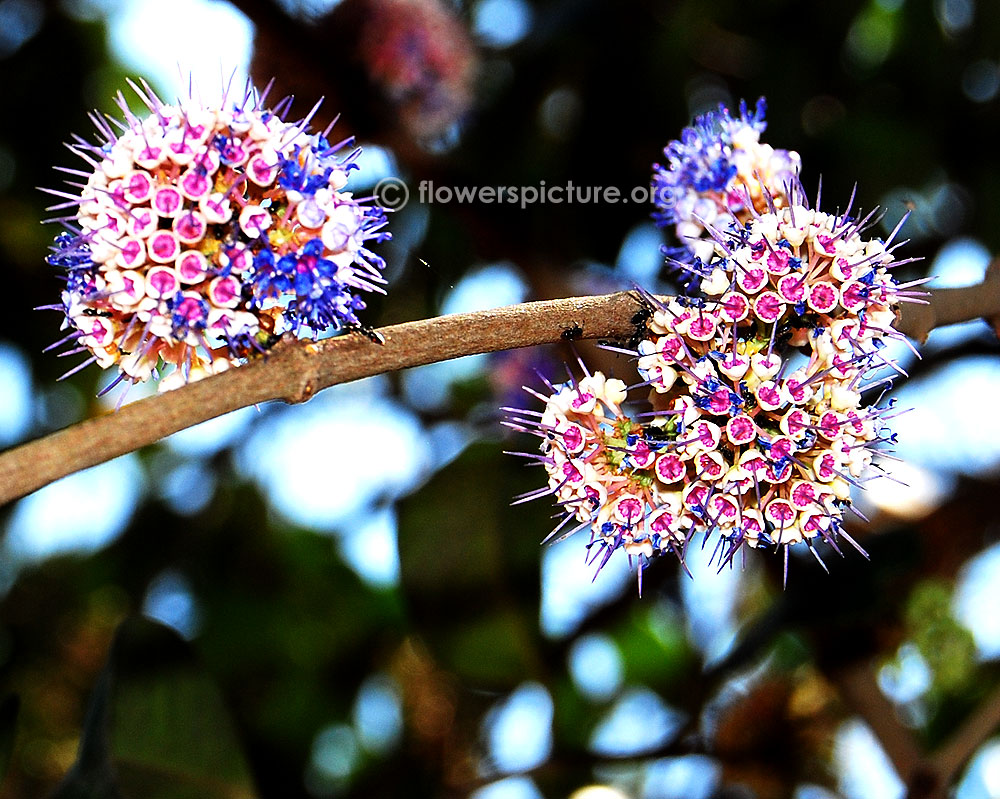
[42,77,391,396]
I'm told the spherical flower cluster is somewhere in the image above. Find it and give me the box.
[43,79,390,394]
[508,195,916,588]
[651,98,801,265]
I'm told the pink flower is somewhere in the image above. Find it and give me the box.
[508,189,916,589]
[43,78,390,397]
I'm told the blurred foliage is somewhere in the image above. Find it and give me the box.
[2,1,1000,798]
[904,580,977,696]
[51,616,256,799]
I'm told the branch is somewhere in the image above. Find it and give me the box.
[827,662,940,798]
[0,293,644,506]
[895,257,1000,344]
[1,267,999,508]
[930,678,1000,786]
[830,662,1000,798]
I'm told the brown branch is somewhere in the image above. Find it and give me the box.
[1,266,999,508]
[0,292,644,507]
[829,663,1000,798]
[827,663,944,799]
[895,257,1000,344]
[930,678,1000,786]
[826,659,1000,799]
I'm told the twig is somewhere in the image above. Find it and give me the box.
[895,257,1000,344]
[829,661,1000,799]
[930,678,1000,786]
[828,663,935,796]
[0,292,644,506]
[1,268,998,507]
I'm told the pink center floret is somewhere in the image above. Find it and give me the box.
[842,282,867,308]
[758,386,781,407]
[729,417,755,442]
[562,462,582,483]
[755,292,783,323]
[809,283,838,311]
[712,496,738,520]
[689,316,716,338]
[250,156,276,184]
[722,294,748,318]
[778,274,805,302]
[817,454,836,480]
[742,268,766,292]
[132,211,153,236]
[211,278,239,305]
[708,389,730,414]
[175,213,205,240]
[179,254,204,281]
[150,233,178,260]
[154,189,182,216]
[697,422,718,447]
[182,172,210,197]
[175,297,204,322]
[121,240,143,266]
[650,512,674,533]
[786,411,808,436]
[561,426,583,451]
[770,438,793,461]
[128,173,151,201]
[792,483,816,507]
[787,379,807,403]
[698,454,722,477]
[571,392,594,410]
[767,249,790,273]
[149,270,177,296]
[657,455,685,482]
[768,501,795,523]
[685,485,709,508]
[222,141,247,164]
[660,337,682,360]
[617,497,643,522]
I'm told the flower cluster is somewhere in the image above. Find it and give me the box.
[252,0,476,146]
[43,79,390,395]
[508,189,918,588]
[651,98,801,265]
[358,0,477,140]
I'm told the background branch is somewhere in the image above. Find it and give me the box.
[827,662,941,799]
[930,678,1000,786]
[0,272,997,508]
